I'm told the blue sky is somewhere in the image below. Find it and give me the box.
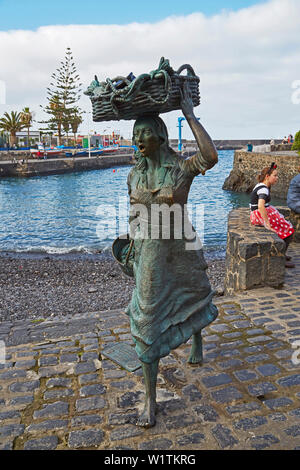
[0,0,267,30]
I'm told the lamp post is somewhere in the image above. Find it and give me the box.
[177,116,200,153]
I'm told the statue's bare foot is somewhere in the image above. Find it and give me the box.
[136,400,156,428]
[188,334,203,364]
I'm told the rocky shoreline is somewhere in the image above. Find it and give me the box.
[0,251,225,323]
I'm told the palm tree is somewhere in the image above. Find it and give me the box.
[69,108,83,146]
[0,111,25,147]
[20,107,34,148]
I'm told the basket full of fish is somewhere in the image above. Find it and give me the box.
[84,57,200,122]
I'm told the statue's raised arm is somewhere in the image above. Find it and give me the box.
[181,81,218,173]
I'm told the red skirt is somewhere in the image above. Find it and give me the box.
[250,205,294,240]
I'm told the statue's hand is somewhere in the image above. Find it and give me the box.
[180,81,194,117]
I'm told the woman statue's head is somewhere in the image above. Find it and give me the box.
[133,115,172,160]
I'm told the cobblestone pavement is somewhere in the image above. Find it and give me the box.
[0,244,299,450]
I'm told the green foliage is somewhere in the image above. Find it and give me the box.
[0,111,25,146]
[40,47,83,145]
[292,130,300,155]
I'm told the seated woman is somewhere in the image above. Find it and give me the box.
[250,162,295,267]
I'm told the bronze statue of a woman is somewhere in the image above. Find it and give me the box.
[124,82,219,427]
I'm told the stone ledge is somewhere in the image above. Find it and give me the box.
[224,208,286,295]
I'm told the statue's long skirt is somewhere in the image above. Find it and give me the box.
[126,235,218,364]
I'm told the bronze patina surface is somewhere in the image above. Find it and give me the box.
[101,342,141,372]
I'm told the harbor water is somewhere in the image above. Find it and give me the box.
[0,150,285,259]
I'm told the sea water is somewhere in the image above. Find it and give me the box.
[0,150,285,258]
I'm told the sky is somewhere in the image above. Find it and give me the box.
[0,0,299,140]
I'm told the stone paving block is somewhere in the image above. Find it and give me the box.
[71,414,103,427]
[33,401,69,419]
[247,335,273,344]
[210,386,243,403]
[60,354,79,363]
[177,433,205,447]
[9,395,34,407]
[181,384,202,401]
[79,384,106,397]
[110,380,136,390]
[233,369,258,382]
[44,389,74,400]
[234,415,268,430]
[14,360,36,369]
[78,373,99,385]
[68,429,104,448]
[247,381,277,397]
[76,396,107,412]
[24,436,59,450]
[108,411,138,426]
[202,373,232,388]
[0,369,27,380]
[263,397,293,409]
[193,404,219,422]
[256,364,282,376]
[250,434,280,450]
[46,377,72,388]
[0,424,25,438]
[118,391,143,408]
[139,437,173,450]
[277,374,300,387]
[0,410,21,420]
[226,402,261,414]
[268,412,287,422]
[9,380,39,393]
[217,359,244,369]
[164,413,195,430]
[38,357,59,368]
[74,362,97,375]
[245,353,270,363]
[110,425,143,441]
[26,419,68,433]
[212,424,238,449]
[284,425,300,437]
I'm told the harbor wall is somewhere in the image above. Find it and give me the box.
[223,150,300,198]
[0,154,133,178]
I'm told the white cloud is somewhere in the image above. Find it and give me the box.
[0,0,299,139]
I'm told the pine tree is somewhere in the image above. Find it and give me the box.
[40,48,82,146]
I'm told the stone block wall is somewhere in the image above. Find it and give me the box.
[223,150,300,198]
[224,208,286,295]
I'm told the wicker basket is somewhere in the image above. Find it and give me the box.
[84,58,200,122]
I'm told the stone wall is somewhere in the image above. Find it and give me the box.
[224,207,300,295]
[223,150,300,198]
[0,154,133,178]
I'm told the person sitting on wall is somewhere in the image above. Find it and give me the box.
[287,167,300,215]
[250,162,295,268]
[247,142,253,152]
[282,136,288,144]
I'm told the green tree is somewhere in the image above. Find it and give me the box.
[69,107,83,145]
[292,131,300,155]
[0,111,25,147]
[20,107,35,148]
[40,47,82,146]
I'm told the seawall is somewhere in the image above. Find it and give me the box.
[223,150,300,198]
[0,154,133,178]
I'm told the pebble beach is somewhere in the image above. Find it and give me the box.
[0,252,225,322]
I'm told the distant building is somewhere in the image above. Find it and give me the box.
[16,131,40,146]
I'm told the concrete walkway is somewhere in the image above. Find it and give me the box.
[0,245,299,450]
